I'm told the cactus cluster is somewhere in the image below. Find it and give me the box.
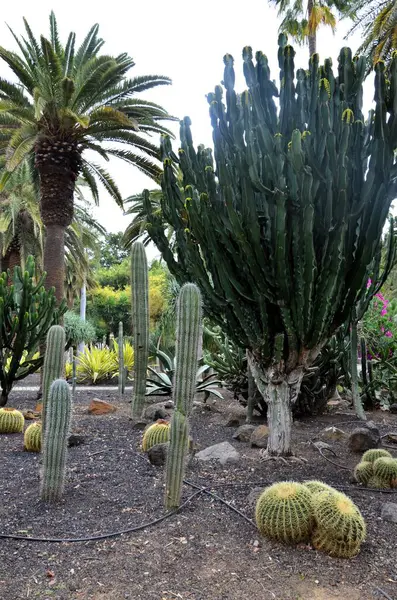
[0,407,24,433]
[353,449,397,489]
[255,480,366,558]
[24,422,42,452]
[131,242,149,419]
[42,325,66,439]
[142,420,170,451]
[40,379,72,502]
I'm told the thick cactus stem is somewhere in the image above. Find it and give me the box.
[118,321,124,397]
[40,379,72,502]
[165,410,189,509]
[131,242,149,418]
[42,325,66,439]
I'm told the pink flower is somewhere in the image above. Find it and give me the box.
[367,278,372,289]
[381,309,388,316]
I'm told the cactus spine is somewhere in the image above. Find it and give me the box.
[118,321,125,396]
[0,407,24,433]
[24,422,42,452]
[165,283,202,509]
[40,379,72,502]
[42,325,65,439]
[131,242,149,418]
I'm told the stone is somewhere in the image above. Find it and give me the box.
[312,441,333,451]
[35,402,43,413]
[250,425,269,448]
[88,399,117,415]
[130,420,148,430]
[148,442,169,466]
[390,403,397,414]
[233,424,256,442]
[224,406,247,427]
[164,400,174,409]
[381,503,397,524]
[68,434,86,448]
[320,426,347,441]
[386,433,397,444]
[195,441,240,465]
[348,422,380,453]
[143,403,169,421]
[23,410,40,420]
[247,487,265,507]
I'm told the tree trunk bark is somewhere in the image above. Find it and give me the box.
[307,0,316,57]
[351,318,366,420]
[43,224,65,304]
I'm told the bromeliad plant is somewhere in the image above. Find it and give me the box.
[143,38,397,456]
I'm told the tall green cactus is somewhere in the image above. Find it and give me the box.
[143,40,397,456]
[40,379,72,502]
[118,321,125,396]
[131,241,149,418]
[165,283,202,509]
[42,325,66,438]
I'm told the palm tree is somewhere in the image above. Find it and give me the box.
[347,0,397,69]
[270,0,351,56]
[0,12,173,301]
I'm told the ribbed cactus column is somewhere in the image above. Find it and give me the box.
[42,325,66,439]
[118,321,125,396]
[131,242,149,418]
[40,379,72,502]
[165,283,202,509]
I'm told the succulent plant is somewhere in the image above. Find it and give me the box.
[361,449,392,463]
[354,461,373,485]
[303,480,335,495]
[312,528,361,558]
[131,241,149,419]
[0,407,24,433]
[40,379,72,502]
[255,482,314,544]
[367,475,391,489]
[373,457,397,486]
[313,490,366,544]
[24,422,42,452]
[42,325,66,439]
[142,420,170,451]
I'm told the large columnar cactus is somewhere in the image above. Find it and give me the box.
[143,39,397,456]
[40,379,72,502]
[131,242,149,418]
[0,407,24,433]
[42,325,66,438]
[165,283,202,509]
[118,321,125,396]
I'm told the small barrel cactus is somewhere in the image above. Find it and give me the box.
[354,461,373,485]
[313,490,366,544]
[373,457,397,487]
[0,407,24,433]
[367,475,391,489]
[312,528,361,559]
[255,482,314,544]
[303,480,335,495]
[142,420,170,451]
[41,379,72,502]
[24,422,42,452]
[361,448,391,463]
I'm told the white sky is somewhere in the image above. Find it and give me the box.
[0,0,367,256]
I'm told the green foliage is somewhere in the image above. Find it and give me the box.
[312,490,366,544]
[42,325,66,438]
[76,346,115,384]
[131,242,149,418]
[312,528,361,558]
[353,461,373,485]
[63,311,96,348]
[87,286,131,339]
[142,420,170,451]
[255,482,314,543]
[0,257,66,406]
[367,475,390,488]
[41,379,72,502]
[24,422,41,452]
[361,448,392,463]
[99,233,130,269]
[303,480,334,494]
[0,407,24,433]
[373,457,397,487]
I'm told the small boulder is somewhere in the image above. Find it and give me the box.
[143,403,169,421]
[381,502,397,524]
[348,421,380,453]
[68,434,86,448]
[390,403,397,414]
[250,425,269,448]
[247,487,265,507]
[164,400,174,409]
[148,442,169,466]
[312,441,333,451]
[224,406,247,427]
[233,424,256,442]
[130,420,148,430]
[195,441,240,465]
[23,410,40,420]
[320,426,347,441]
[88,399,117,415]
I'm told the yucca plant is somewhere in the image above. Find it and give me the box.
[112,340,134,377]
[76,346,116,384]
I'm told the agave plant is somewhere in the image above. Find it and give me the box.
[146,349,223,400]
[76,346,116,384]
[112,340,134,376]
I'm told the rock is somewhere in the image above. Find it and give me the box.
[143,403,169,421]
[348,422,380,452]
[312,441,333,451]
[68,434,86,448]
[88,399,117,415]
[224,406,247,427]
[390,403,397,414]
[195,441,240,465]
[386,432,397,444]
[148,442,169,466]
[23,410,40,420]
[130,420,148,430]
[381,502,397,524]
[233,424,256,442]
[250,425,269,448]
[202,397,221,412]
[35,402,43,413]
[247,487,265,507]
[321,426,347,441]
[164,400,174,409]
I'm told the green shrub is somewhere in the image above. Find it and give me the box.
[76,346,116,383]
[64,311,96,348]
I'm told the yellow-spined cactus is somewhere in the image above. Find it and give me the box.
[373,457,397,487]
[361,449,391,463]
[354,461,373,485]
[367,475,391,489]
[303,480,335,494]
[142,420,170,452]
[0,407,24,433]
[24,422,42,452]
[255,482,314,544]
[313,490,366,544]
[312,528,361,559]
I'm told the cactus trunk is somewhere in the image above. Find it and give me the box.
[118,321,124,397]
[351,317,366,420]
[42,325,66,439]
[131,242,149,418]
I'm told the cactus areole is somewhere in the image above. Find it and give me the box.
[143,39,397,456]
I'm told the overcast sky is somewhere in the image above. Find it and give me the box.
[1,1,366,250]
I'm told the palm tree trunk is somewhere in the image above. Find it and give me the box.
[307,0,316,56]
[43,224,65,303]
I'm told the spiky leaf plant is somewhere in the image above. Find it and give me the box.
[24,422,42,452]
[361,449,392,463]
[142,420,170,451]
[0,407,24,433]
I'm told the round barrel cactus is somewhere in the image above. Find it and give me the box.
[373,457,397,487]
[0,407,24,433]
[24,422,42,452]
[303,480,335,495]
[361,449,391,463]
[312,528,361,559]
[354,461,373,485]
[313,490,366,544]
[142,420,170,452]
[255,482,314,544]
